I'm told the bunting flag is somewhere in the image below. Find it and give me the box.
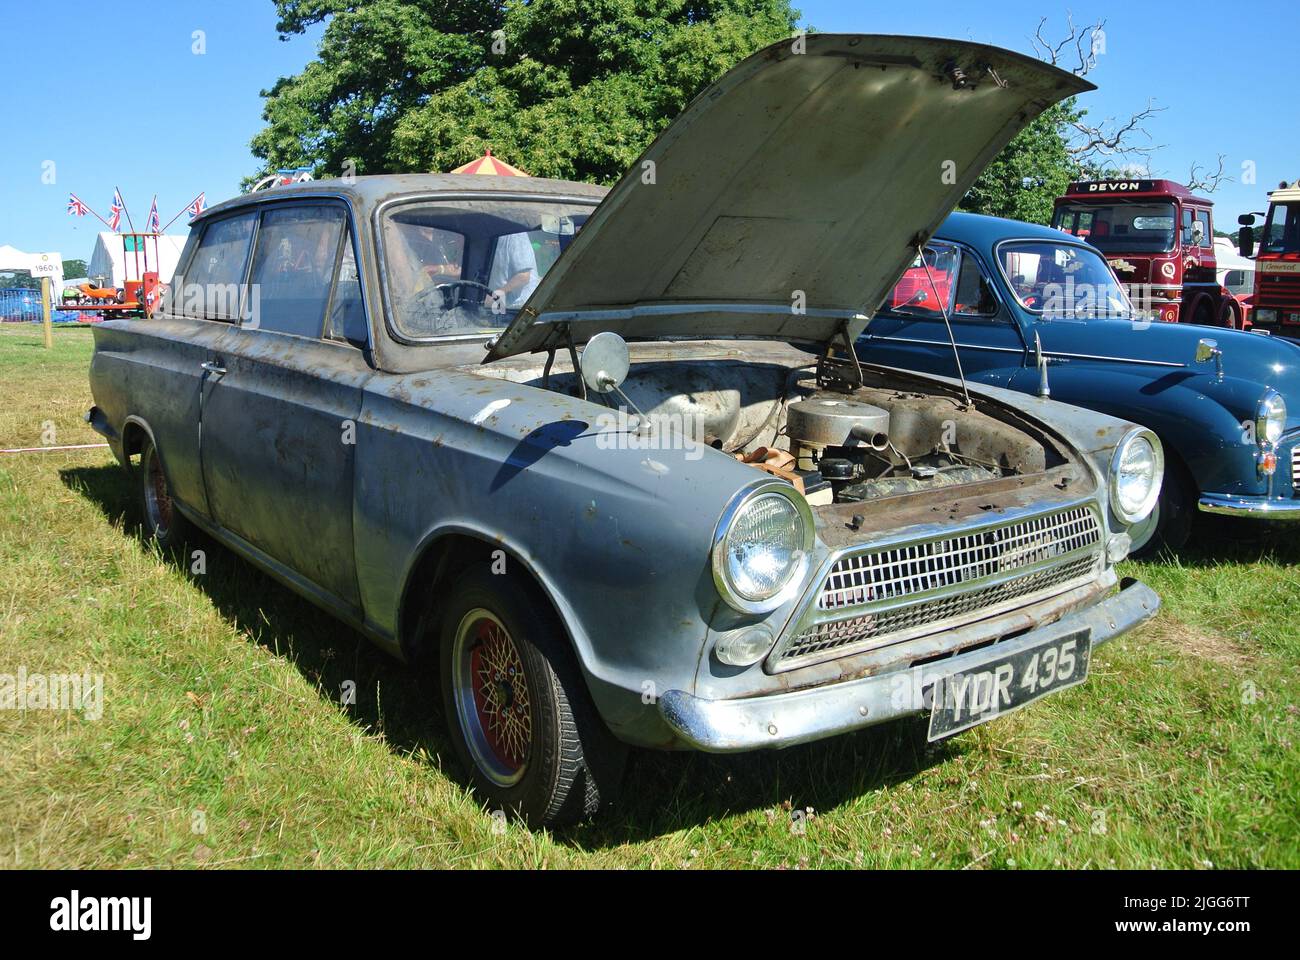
[67,194,89,217]
[147,195,160,233]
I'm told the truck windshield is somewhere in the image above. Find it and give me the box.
[1052,202,1177,253]
[381,198,594,340]
[1259,203,1300,255]
[998,241,1133,319]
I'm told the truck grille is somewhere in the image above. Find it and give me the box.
[1259,272,1300,312]
[773,505,1102,669]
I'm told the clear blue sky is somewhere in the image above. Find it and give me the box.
[2,0,1293,264]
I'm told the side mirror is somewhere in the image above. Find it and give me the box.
[1195,337,1224,382]
[579,330,630,394]
[1238,225,1254,259]
[1238,214,1256,227]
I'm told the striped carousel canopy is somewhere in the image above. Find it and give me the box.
[449,149,529,176]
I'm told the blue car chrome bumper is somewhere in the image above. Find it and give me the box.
[1198,492,1300,519]
[658,578,1160,753]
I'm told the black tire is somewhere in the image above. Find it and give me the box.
[1129,457,1193,558]
[1190,299,1214,328]
[138,433,190,551]
[437,564,625,828]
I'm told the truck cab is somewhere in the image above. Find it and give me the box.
[1239,180,1300,334]
[1051,179,1234,326]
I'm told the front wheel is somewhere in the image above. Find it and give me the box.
[1128,459,1192,558]
[438,565,625,828]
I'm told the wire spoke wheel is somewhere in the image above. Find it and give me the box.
[452,609,533,787]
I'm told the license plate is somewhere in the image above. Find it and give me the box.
[927,630,1092,741]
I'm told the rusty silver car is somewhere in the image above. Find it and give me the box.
[87,34,1161,827]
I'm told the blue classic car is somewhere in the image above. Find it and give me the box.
[859,212,1300,553]
[86,36,1167,828]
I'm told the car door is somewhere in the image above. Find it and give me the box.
[859,242,1027,387]
[136,213,257,517]
[198,201,371,610]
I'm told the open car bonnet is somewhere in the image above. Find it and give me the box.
[485,34,1092,362]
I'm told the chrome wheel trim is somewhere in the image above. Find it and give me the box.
[451,608,532,788]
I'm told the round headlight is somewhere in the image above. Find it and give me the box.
[1256,390,1286,446]
[1109,429,1164,524]
[712,484,814,613]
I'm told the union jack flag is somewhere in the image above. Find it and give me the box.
[187,192,206,219]
[108,189,124,231]
[67,193,89,217]
[147,195,160,233]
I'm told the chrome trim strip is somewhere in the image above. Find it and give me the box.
[863,334,1024,355]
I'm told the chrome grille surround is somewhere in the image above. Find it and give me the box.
[769,502,1104,671]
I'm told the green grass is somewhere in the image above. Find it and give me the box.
[1,322,1296,868]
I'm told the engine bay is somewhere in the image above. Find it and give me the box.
[470,339,1069,507]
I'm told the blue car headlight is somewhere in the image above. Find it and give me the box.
[1256,389,1286,446]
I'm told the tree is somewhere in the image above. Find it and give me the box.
[961,15,1170,223]
[250,0,800,186]
[63,259,87,279]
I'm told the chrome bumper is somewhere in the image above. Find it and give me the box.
[1198,492,1300,520]
[658,578,1159,753]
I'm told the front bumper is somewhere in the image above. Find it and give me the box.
[658,578,1159,752]
[1198,492,1300,520]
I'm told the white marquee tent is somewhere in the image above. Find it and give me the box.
[86,233,187,289]
[0,244,63,299]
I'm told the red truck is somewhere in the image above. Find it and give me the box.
[1051,179,1237,326]
[1237,179,1300,334]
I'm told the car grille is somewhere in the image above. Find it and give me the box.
[773,505,1103,669]
[1292,445,1300,495]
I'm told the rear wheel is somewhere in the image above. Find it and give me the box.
[1190,299,1215,327]
[138,433,189,550]
[438,565,625,828]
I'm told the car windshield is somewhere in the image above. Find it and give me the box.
[1051,202,1177,253]
[1259,202,1300,255]
[999,241,1133,319]
[381,198,595,339]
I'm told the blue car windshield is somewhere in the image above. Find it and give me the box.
[999,241,1133,320]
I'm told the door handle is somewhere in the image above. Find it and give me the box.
[200,361,227,376]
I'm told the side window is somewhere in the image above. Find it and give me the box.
[246,205,345,337]
[885,244,959,317]
[1181,208,1195,246]
[1195,210,1212,249]
[179,213,256,321]
[325,230,368,348]
[952,252,999,317]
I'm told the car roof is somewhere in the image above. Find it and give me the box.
[195,173,610,224]
[934,211,1075,248]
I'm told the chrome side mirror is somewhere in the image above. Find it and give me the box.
[1195,337,1224,382]
[580,331,630,394]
